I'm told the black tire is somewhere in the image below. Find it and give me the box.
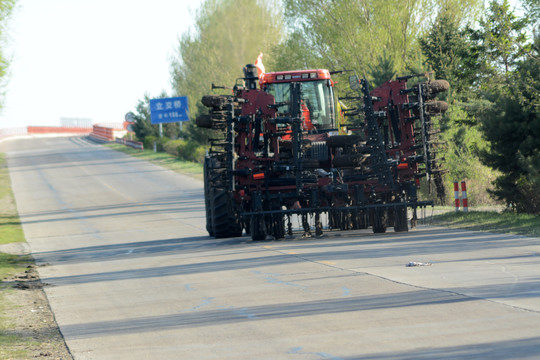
[394,205,409,233]
[202,95,226,108]
[372,208,387,234]
[269,214,285,239]
[211,188,242,238]
[427,80,450,95]
[203,158,214,236]
[326,135,365,148]
[425,100,448,114]
[250,214,266,241]
[196,114,213,128]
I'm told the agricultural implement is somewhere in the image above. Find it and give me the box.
[196,63,449,240]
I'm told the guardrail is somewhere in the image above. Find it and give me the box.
[0,127,27,140]
[115,137,144,150]
[0,125,130,143]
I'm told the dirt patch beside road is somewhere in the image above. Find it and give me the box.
[1,258,72,360]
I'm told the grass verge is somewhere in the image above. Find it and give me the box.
[104,143,204,180]
[0,154,24,245]
[1,153,31,358]
[429,210,540,238]
[0,254,32,359]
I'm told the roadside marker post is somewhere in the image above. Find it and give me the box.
[461,181,469,212]
[454,181,469,212]
[454,182,460,212]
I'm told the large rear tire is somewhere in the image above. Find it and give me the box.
[211,188,242,238]
[203,158,213,236]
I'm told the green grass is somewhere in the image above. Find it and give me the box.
[104,143,204,180]
[0,153,11,199]
[0,154,25,245]
[430,210,540,238]
[0,253,34,359]
[0,253,25,282]
[0,153,35,359]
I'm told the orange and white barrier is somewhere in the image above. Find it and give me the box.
[454,181,469,212]
[461,181,468,212]
[90,125,127,142]
[27,126,92,135]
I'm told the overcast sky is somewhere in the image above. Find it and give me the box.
[0,0,204,128]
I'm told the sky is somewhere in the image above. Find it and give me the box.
[0,0,204,128]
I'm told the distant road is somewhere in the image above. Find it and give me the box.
[3,136,540,360]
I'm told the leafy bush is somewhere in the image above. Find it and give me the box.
[143,135,157,151]
[156,136,170,152]
[163,139,183,157]
[192,145,207,163]
[163,139,206,163]
[144,136,170,152]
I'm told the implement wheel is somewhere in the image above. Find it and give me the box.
[250,214,266,241]
[372,208,387,234]
[394,205,409,233]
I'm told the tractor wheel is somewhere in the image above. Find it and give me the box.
[394,206,409,233]
[203,158,214,236]
[427,80,450,95]
[326,135,364,148]
[250,214,266,241]
[372,208,387,234]
[202,95,226,108]
[425,101,448,114]
[211,188,242,238]
[196,114,213,128]
[269,214,285,239]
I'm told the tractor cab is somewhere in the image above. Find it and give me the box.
[261,70,336,131]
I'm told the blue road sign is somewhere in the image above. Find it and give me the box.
[150,96,189,124]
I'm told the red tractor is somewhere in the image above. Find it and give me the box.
[196,63,448,240]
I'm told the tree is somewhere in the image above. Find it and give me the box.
[276,0,482,85]
[479,37,540,213]
[131,94,180,143]
[0,0,15,109]
[131,95,155,141]
[170,0,283,144]
[470,0,531,78]
[419,8,479,95]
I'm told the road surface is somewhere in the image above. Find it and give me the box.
[2,136,540,359]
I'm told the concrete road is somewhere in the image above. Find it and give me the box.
[3,136,540,360]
